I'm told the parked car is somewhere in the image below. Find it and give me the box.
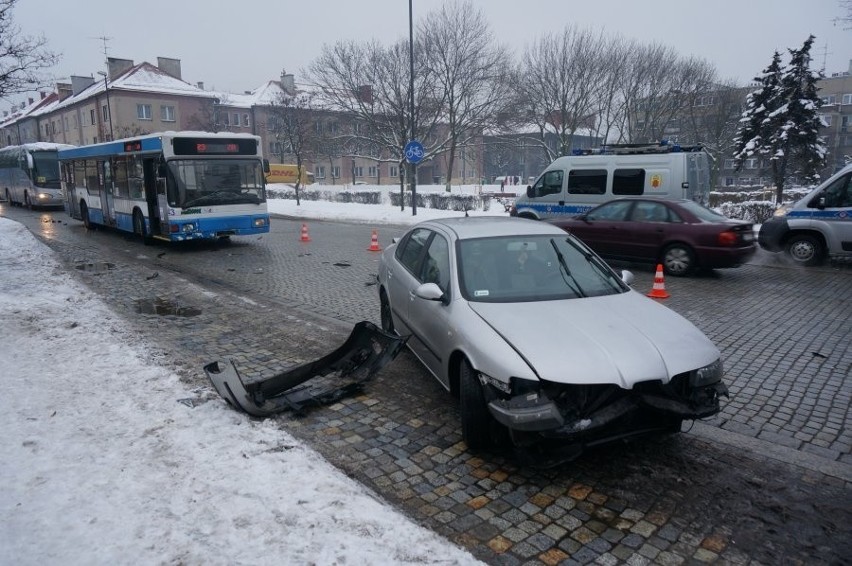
[376,217,728,457]
[545,197,756,276]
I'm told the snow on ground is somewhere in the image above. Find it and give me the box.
[0,216,481,565]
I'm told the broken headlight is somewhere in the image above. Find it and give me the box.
[690,358,723,388]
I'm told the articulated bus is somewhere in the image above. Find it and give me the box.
[0,142,76,208]
[59,131,270,243]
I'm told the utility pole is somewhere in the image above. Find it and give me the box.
[408,0,417,215]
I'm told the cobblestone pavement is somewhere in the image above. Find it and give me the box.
[5,205,851,565]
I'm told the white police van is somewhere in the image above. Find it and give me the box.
[510,143,711,220]
[758,164,852,266]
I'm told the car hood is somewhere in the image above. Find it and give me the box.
[468,291,718,388]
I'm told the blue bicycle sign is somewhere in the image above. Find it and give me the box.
[404,140,424,164]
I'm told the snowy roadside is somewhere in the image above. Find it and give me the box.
[0,217,480,565]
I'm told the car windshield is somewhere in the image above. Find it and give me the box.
[458,234,628,303]
[678,200,730,222]
[166,159,266,208]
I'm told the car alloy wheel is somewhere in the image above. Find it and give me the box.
[662,244,695,276]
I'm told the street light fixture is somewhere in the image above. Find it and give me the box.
[97,71,114,141]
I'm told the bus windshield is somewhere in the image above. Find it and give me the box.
[167,159,266,208]
[31,151,62,187]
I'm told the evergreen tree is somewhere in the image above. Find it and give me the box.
[733,36,826,204]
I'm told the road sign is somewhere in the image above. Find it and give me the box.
[404,140,424,164]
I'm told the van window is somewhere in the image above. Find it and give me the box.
[613,169,645,195]
[532,170,563,196]
[568,169,606,195]
[812,173,851,208]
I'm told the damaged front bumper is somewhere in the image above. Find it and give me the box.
[487,378,729,437]
[204,321,407,417]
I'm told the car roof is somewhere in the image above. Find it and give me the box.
[416,216,566,240]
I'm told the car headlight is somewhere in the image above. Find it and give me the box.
[37,193,51,200]
[690,359,723,387]
[773,206,791,218]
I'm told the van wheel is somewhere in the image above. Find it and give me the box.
[24,193,32,209]
[133,210,150,245]
[80,202,92,230]
[662,244,695,276]
[460,358,491,450]
[785,234,824,266]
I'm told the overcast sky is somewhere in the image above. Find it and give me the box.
[9,0,852,105]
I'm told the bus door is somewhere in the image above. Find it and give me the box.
[143,158,163,235]
[99,160,116,226]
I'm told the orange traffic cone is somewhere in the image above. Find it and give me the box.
[647,264,670,299]
[367,229,382,252]
[299,223,311,242]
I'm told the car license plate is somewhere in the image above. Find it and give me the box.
[743,232,754,242]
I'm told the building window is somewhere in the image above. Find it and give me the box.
[63,117,69,131]
[242,113,250,127]
[725,177,735,186]
[314,165,325,179]
[390,165,398,177]
[331,166,340,178]
[822,95,838,105]
[90,109,96,125]
[842,94,852,105]
[137,104,152,120]
[368,165,377,177]
[354,166,363,178]
[744,158,759,169]
[232,113,240,127]
[820,114,832,127]
[723,159,735,169]
[328,122,338,134]
[161,105,175,122]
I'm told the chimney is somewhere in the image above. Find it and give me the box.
[197,81,204,90]
[280,70,295,95]
[157,57,182,80]
[57,82,73,102]
[107,57,134,80]
[40,91,47,99]
[71,75,96,96]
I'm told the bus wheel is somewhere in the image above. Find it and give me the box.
[133,210,150,245]
[80,202,92,230]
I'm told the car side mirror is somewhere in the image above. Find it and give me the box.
[526,186,534,198]
[817,196,826,209]
[621,270,635,286]
[414,282,445,302]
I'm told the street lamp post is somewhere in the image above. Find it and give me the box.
[97,71,114,141]
[409,0,417,215]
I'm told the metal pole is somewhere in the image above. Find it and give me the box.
[409,0,417,215]
[99,72,114,141]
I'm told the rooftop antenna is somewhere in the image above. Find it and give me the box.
[818,41,832,75]
[92,35,114,140]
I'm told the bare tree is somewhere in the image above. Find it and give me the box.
[267,89,316,204]
[304,38,444,201]
[514,25,610,162]
[419,0,512,190]
[0,0,58,100]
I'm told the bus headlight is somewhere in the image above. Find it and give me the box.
[182,223,196,233]
[253,217,268,228]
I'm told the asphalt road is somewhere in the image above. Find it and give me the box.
[3,202,851,565]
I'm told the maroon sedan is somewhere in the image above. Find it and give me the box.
[546,198,756,276]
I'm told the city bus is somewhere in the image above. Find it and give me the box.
[0,142,76,208]
[59,131,270,243]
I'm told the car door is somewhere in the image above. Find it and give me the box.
[625,200,674,261]
[570,200,634,257]
[406,232,454,387]
[810,172,852,254]
[386,227,431,337]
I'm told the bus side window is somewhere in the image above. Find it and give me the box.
[113,157,129,198]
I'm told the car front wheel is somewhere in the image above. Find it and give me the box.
[460,358,491,450]
[379,289,394,333]
[785,234,824,266]
[662,244,695,276]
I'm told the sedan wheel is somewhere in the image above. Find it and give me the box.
[662,244,695,277]
[785,234,824,266]
[460,358,491,450]
[379,290,394,333]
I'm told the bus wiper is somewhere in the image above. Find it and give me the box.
[549,239,587,298]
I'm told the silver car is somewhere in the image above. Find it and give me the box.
[377,216,728,455]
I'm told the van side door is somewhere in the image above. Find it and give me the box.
[808,172,852,254]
